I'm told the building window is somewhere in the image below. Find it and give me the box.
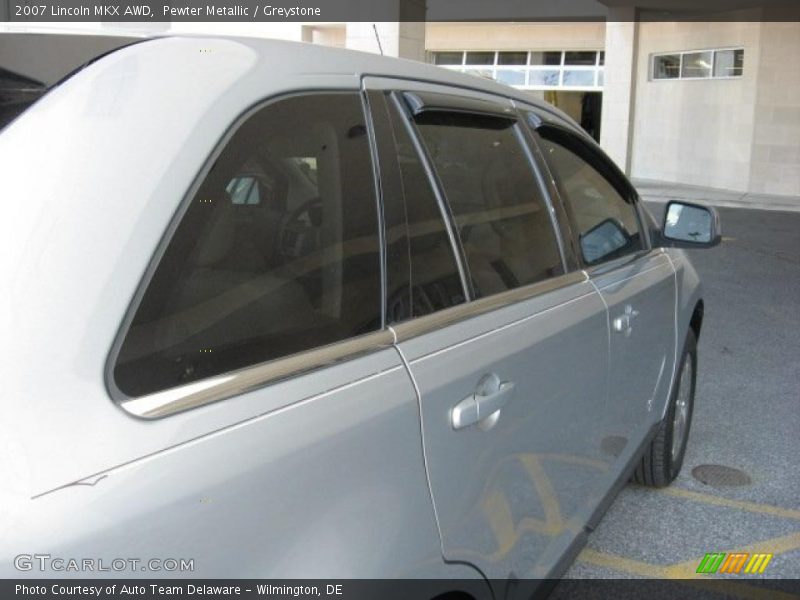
[714,49,744,77]
[465,51,495,65]
[430,50,604,91]
[681,51,712,78]
[433,52,463,66]
[652,48,744,80]
[564,51,597,66]
[653,54,680,79]
[498,51,527,65]
[530,51,562,66]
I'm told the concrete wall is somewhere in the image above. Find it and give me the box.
[600,13,638,173]
[630,19,762,192]
[748,21,800,196]
[306,25,346,48]
[346,22,425,60]
[425,21,605,51]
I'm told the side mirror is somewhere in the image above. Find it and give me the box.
[580,217,632,264]
[661,201,721,248]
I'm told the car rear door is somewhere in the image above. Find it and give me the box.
[95,90,452,579]
[365,78,619,586]
[531,122,677,490]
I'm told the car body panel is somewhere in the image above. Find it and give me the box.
[0,34,706,581]
[587,251,678,491]
[393,275,614,583]
[0,353,456,578]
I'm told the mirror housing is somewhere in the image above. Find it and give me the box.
[659,201,721,249]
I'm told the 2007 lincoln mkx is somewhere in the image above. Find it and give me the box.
[0,34,720,596]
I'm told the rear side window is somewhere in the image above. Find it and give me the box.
[414,112,563,299]
[536,130,643,265]
[114,93,382,397]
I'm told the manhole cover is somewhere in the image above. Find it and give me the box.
[692,464,752,487]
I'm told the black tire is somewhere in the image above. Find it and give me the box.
[633,329,697,487]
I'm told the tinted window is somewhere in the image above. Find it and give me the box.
[114,93,382,397]
[536,130,643,265]
[415,112,563,299]
[377,95,467,322]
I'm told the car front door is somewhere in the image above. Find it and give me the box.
[532,124,677,492]
[365,78,619,588]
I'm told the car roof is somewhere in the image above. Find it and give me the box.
[173,33,579,127]
[1,31,581,133]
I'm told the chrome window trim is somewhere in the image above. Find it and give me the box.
[389,90,474,300]
[390,270,587,343]
[119,329,395,419]
[584,247,667,278]
[361,87,389,328]
[509,111,570,273]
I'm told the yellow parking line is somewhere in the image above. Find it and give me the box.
[659,486,800,521]
[519,454,565,530]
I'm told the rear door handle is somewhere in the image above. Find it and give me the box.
[451,375,516,430]
[476,381,515,417]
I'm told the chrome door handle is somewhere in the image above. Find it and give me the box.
[451,375,516,430]
[451,395,479,430]
[613,305,639,337]
[476,381,515,417]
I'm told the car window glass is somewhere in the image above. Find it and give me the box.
[381,95,467,323]
[114,93,382,397]
[414,111,563,299]
[536,130,643,265]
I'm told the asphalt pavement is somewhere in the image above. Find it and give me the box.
[563,202,800,580]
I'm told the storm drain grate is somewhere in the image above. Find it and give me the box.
[692,464,752,487]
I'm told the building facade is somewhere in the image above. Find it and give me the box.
[424,19,800,197]
[2,15,798,197]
